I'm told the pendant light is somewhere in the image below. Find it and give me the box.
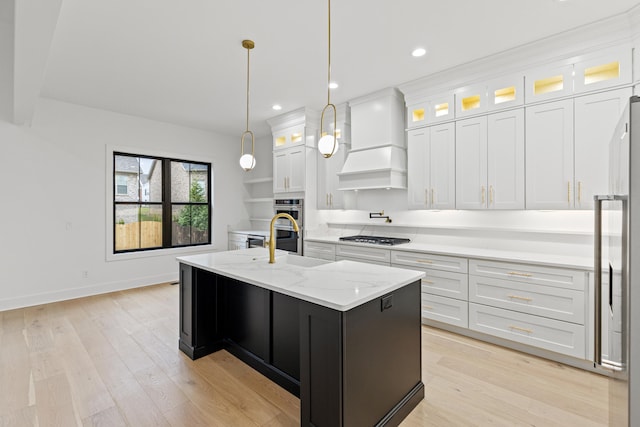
[318,0,338,159]
[239,39,256,171]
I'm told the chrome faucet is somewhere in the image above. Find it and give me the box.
[268,213,300,263]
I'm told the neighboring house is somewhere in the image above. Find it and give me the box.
[169,162,208,203]
[114,155,141,202]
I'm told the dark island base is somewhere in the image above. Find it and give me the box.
[178,263,424,426]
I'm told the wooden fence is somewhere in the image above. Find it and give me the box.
[115,221,163,251]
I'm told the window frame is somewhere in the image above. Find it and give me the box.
[106,145,215,261]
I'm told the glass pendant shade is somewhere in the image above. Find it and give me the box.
[239,153,256,171]
[318,134,339,158]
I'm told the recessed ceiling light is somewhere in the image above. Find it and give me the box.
[412,47,427,57]
[329,82,339,89]
[272,104,282,111]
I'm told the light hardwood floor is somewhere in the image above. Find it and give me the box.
[0,283,609,426]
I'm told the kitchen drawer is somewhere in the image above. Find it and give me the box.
[421,294,468,328]
[393,264,468,300]
[392,251,468,273]
[469,303,585,359]
[336,256,390,267]
[469,259,586,291]
[303,241,336,261]
[336,244,391,264]
[469,275,585,324]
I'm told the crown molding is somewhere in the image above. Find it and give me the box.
[399,9,636,102]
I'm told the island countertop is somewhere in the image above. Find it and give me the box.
[177,248,425,311]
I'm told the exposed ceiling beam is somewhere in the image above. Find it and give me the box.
[13,0,62,125]
[0,0,14,122]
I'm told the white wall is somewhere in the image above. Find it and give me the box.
[0,98,249,310]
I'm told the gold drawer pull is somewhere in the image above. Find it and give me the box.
[508,294,533,302]
[423,305,434,310]
[508,271,533,277]
[417,259,433,264]
[508,325,533,334]
[421,279,434,284]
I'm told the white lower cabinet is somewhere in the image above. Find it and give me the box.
[468,275,585,324]
[335,244,391,265]
[469,303,586,359]
[303,241,336,260]
[228,232,248,250]
[393,250,468,328]
[468,258,587,359]
[422,294,469,329]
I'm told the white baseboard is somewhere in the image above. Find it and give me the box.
[0,272,179,311]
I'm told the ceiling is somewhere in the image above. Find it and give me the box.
[22,0,640,137]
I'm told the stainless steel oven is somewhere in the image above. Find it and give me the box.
[273,199,303,255]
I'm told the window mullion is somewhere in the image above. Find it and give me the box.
[162,159,173,248]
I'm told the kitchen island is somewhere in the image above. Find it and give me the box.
[177,248,425,427]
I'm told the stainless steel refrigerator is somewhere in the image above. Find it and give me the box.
[594,95,640,426]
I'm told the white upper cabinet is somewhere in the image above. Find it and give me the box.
[406,92,455,129]
[455,110,524,210]
[317,104,350,209]
[525,99,574,209]
[268,107,318,195]
[429,123,456,210]
[574,88,632,209]
[274,146,305,193]
[407,123,456,210]
[525,64,574,103]
[487,74,524,111]
[407,128,430,209]
[456,117,488,209]
[272,124,305,150]
[317,147,347,209]
[406,100,430,129]
[573,48,632,94]
[487,109,525,210]
[455,84,487,119]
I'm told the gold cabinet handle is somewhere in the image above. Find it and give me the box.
[578,181,582,204]
[431,188,435,205]
[567,181,571,204]
[425,189,428,207]
[508,271,533,277]
[421,279,434,284]
[489,185,494,205]
[481,186,486,204]
[416,259,433,264]
[326,193,330,206]
[423,305,434,310]
[330,193,333,206]
[508,294,533,302]
[509,325,533,334]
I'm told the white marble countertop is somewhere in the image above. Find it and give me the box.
[177,248,425,311]
[305,236,593,270]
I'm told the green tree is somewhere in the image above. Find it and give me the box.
[177,182,208,231]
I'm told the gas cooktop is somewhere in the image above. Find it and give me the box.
[339,235,411,246]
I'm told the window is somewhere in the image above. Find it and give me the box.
[115,175,129,195]
[113,153,211,253]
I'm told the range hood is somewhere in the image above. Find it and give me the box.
[338,88,407,190]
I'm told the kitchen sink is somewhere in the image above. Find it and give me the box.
[281,255,331,268]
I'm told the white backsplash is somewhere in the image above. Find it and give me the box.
[308,208,594,259]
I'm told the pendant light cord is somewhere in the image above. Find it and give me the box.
[327,0,331,106]
[246,45,250,133]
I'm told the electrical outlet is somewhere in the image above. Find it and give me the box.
[82,270,88,279]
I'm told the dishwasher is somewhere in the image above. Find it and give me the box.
[246,234,266,249]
